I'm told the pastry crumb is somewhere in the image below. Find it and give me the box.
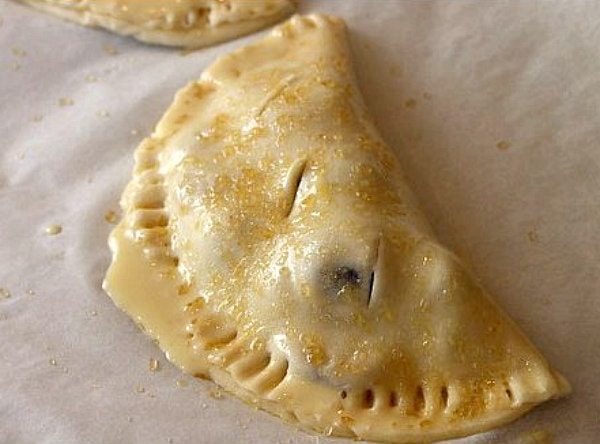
[388,64,402,78]
[496,140,511,150]
[179,48,195,57]
[45,224,63,236]
[405,98,417,109]
[103,43,118,55]
[518,429,553,444]
[105,210,118,224]
[149,358,160,372]
[58,98,74,107]
[11,47,27,57]
[0,288,10,299]
[236,418,251,430]
[208,388,224,399]
[527,229,539,243]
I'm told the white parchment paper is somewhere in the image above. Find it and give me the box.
[1,1,598,443]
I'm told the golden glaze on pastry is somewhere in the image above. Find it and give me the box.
[18,0,297,48]
[104,14,570,443]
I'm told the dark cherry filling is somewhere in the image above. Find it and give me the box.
[332,266,361,288]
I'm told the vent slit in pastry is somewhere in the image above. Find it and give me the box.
[283,159,307,217]
[367,237,382,307]
[367,271,375,307]
[104,13,570,443]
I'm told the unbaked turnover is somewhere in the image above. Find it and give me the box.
[17,0,297,48]
[104,14,570,443]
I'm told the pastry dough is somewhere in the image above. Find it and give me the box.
[17,0,297,48]
[104,14,570,443]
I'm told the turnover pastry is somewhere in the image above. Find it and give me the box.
[104,14,570,443]
[17,0,297,48]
